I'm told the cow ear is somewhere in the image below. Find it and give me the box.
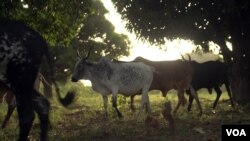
[187,54,191,61]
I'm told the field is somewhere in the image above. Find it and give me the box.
[1,82,250,141]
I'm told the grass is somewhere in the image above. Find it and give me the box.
[1,83,250,141]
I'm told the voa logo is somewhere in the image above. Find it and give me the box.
[226,129,246,136]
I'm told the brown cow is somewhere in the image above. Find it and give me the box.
[130,57,202,115]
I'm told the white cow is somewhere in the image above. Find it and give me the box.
[72,54,154,118]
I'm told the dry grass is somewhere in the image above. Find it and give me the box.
[1,85,250,141]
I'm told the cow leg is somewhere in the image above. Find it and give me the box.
[16,94,35,141]
[112,96,123,118]
[190,87,202,116]
[187,95,194,112]
[32,90,50,141]
[225,82,234,107]
[1,105,15,128]
[162,90,169,97]
[102,95,108,117]
[145,94,151,113]
[213,86,222,110]
[1,92,15,128]
[140,87,150,114]
[1,101,15,128]
[173,102,180,114]
[130,95,136,112]
[179,90,186,106]
[173,89,186,114]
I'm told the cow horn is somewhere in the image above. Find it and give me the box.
[180,53,185,60]
[180,53,191,61]
[76,49,81,60]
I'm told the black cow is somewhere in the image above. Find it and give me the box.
[186,60,234,111]
[0,18,74,141]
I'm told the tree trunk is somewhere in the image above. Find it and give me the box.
[229,62,250,104]
[227,17,250,104]
[214,32,250,104]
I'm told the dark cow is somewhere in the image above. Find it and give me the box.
[128,57,202,115]
[186,60,234,111]
[0,18,74,141]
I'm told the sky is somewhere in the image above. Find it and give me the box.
[101,0,197,61]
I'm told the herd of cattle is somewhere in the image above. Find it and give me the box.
[0,18,234,140]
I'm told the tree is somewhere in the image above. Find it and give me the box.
[72,0,131,60]
[112,0,250,104]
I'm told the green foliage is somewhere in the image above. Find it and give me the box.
[1,0,91,46]
[72,0,131,60]
[42,46,77,83]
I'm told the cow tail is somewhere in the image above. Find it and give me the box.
[43,44,74,106]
